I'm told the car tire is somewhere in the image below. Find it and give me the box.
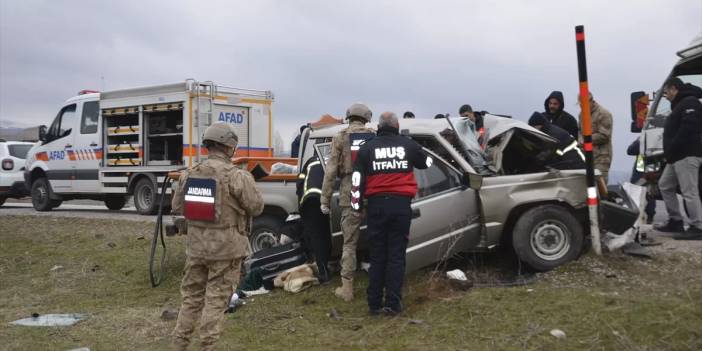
[250,215,283,252]
[31,177,55,212]
[104,195,127,210]
[133,178,158,215]
[512,205,584,272]
[0,196,5,207]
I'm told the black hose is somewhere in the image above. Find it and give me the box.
[149,177,172,287]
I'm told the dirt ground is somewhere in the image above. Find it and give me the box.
[0,215,700,351]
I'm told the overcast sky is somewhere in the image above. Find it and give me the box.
[1,0,700,173]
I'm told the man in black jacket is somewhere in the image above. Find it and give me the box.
[528,112,585,170]
[655,78,702,239]
[351,111,432,315]
[543,91,579,138]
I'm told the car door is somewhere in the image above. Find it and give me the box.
[72,100,101,192]
[44,104,78,192]
[405,152,481,272]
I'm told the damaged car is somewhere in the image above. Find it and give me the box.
[251,114,638,272]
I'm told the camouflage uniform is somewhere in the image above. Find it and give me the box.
[320,117,374,300]
[171,148,263,351]
[581,99,613,182]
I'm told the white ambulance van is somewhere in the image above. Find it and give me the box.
[24,79,274,214]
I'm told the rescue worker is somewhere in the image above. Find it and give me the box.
[528,112,585,170]
[291,125,305,158]
[320,103,375,301]
[351,111,432,315]
[627,138,656,223]
[579,93,613,182]
[459,104,485,147]
[171,122,264,351]
[296,153,331,283]
[543,91,579,138]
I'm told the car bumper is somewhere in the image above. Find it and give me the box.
[0,180,29,198]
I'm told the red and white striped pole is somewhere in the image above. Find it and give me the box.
[575,25,602,255]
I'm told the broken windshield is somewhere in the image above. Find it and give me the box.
[443,117,493,175]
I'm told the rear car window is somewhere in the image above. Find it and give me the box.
[8,144,33,159]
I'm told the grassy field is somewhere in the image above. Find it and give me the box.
[1,215,701,351]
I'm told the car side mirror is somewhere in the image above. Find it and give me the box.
[38,125,47,142]
[630,91,649,133]
[463,172,483,190]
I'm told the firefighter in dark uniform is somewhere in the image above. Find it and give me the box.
[351,111,432,315]
[528,112,585,170]
[296,153,332,283]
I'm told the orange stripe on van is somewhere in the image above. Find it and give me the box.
[36,152,49,161]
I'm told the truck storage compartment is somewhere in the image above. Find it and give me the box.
[144,103,183,166]
[103,106,141,167]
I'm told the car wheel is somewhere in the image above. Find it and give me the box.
[31,177,55,212]
[512,205,584,272]
[105,195,128,210]
[251,215,283,252]
[0,196,5,207]
[134,178,158,215]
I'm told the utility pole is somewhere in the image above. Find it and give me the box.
[575,25,602,255]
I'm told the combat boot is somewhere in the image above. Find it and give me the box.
[334,277,354,302]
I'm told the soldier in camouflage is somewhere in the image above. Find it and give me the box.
[320,103,375,302]
[171,122,264,351]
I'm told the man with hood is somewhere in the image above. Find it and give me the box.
[543,91,579,138]
[528,112,585,170]
[655,78,702,239]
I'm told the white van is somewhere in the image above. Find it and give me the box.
[24,79,274,214]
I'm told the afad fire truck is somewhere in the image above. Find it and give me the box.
[24,79,275,214]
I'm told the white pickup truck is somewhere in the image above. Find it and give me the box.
[249,115,638,271]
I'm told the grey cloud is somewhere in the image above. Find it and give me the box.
[1,0,700,173]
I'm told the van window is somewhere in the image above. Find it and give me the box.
[47,104,77,141]
[81,101,99,134]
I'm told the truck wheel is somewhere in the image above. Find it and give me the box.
[251,215,283,252]
[512,205,583,272]
[105,195,127,210]
[134,178,158,215]
[31,177,55,212]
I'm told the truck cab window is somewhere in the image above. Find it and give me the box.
[415,157,462,199]
[81,101,99,134]
[653,74,702,117]
[47,104,76,141]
